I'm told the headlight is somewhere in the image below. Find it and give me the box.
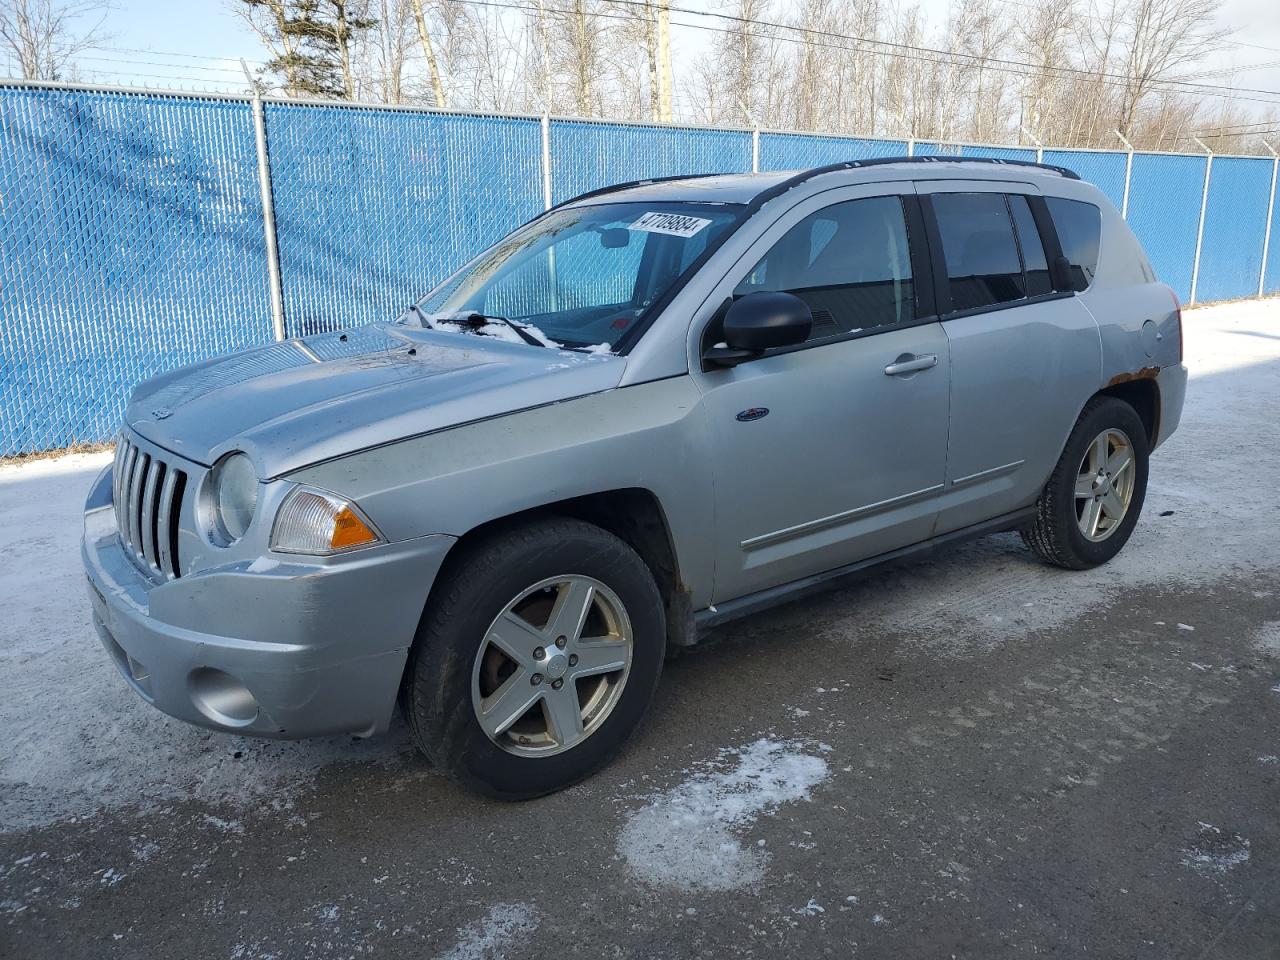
[271,488,382,555]
[207,452,259,544]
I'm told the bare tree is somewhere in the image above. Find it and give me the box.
[655,0,672,122]
[0,0,108,81]
[367,0,414,103]
[541,0,610,116]
[1116,0,1228,138]
[1014,0,1074,143]
[409,0,448,106]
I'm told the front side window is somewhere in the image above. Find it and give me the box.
[1047,197,1102,292]
[733,195,915,341]
[932,192,1025,312]
[419,201,743,349]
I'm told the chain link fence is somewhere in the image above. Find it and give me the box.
[3,79,1280,456]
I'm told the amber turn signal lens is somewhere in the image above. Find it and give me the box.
[271,488,384,555]
[331,505,377,550]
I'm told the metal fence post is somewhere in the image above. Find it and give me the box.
[1020,125,1043,164]
[751,126,760,173]
[1189,137,1214,306]
[1114,130,1134,220]
[1261,142,1278,298]
[540,114,553,211]
[242,63,286,343]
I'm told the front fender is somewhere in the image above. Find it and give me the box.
[287,377,718,607]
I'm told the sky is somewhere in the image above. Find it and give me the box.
[22,0,1280,128]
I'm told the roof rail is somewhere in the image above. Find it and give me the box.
[744,154,1080,214]
[550,171,728,212]
[550,154,1080,213]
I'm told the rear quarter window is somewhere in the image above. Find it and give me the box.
[1046,197,1101,292]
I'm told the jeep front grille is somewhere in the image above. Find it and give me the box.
[112,435,187,580]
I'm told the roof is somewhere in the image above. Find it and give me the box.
[566,156,1082,210]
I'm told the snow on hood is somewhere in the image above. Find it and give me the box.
[125,323,624,478]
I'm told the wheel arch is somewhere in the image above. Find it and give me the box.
[1095,376,1160,447]
[424,487,696,650]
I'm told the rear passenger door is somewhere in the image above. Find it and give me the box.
[915,180,1102,535]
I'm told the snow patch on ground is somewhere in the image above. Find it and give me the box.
[1255,621,1280,657]
[435,902,541,960]
[1182,822,1251,876]
[616,738,830,892]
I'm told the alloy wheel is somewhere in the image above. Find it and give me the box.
[471,575,633,757]
[1075,427,1136,542]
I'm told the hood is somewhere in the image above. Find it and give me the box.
[126,323,625,478]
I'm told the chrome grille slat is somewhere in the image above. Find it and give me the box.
[111,440,127,535]
[141,461,163,570]
[112,433,187,581]
[111,440,127,521]
[156,467,179,578]
[127,452,147,553]
[121,445,140,551]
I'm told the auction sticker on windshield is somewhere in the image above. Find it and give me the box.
[629,212,713,238]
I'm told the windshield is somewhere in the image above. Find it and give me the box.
[415,201,745,350]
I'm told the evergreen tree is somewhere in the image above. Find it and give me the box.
[236,0,376,99]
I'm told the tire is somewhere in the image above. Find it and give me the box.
[400,516,665,800]
[1021,396,1150,570]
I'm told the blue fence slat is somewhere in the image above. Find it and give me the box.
[1125,153,1208,302]
[549,120,751,204]
[0,86,270,456]
[265,105,543,338]
[1196,156,1274,303]
[1041,150,1128,210]
[758,133,906,170]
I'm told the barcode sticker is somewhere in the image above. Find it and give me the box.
[628,211,712,238]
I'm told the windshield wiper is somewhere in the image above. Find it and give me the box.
[454,312,549,348]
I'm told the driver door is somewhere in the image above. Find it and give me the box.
[690,185,952,604]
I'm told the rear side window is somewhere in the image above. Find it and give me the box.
[1008,195,1052,297]
[931,193,1025,312]
[734,195,914,340]
[1046,197,1101,291]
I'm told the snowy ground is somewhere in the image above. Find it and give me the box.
[2,297,1279,958]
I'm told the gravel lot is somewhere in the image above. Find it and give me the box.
[2,298,1279,959]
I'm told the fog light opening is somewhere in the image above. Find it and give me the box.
[189,667,259,727]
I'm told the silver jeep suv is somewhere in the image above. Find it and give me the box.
[83,157,1187,798]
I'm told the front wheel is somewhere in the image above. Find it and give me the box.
[401,517,665,799]
[1021,396,1150,570]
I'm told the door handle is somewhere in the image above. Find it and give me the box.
[884,353,938,376]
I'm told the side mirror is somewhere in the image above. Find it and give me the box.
[703,292,813,368]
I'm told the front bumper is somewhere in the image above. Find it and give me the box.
[82,466,456,739]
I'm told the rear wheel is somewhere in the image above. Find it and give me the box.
[401,517,665,799]
[1021,396,1149,569]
